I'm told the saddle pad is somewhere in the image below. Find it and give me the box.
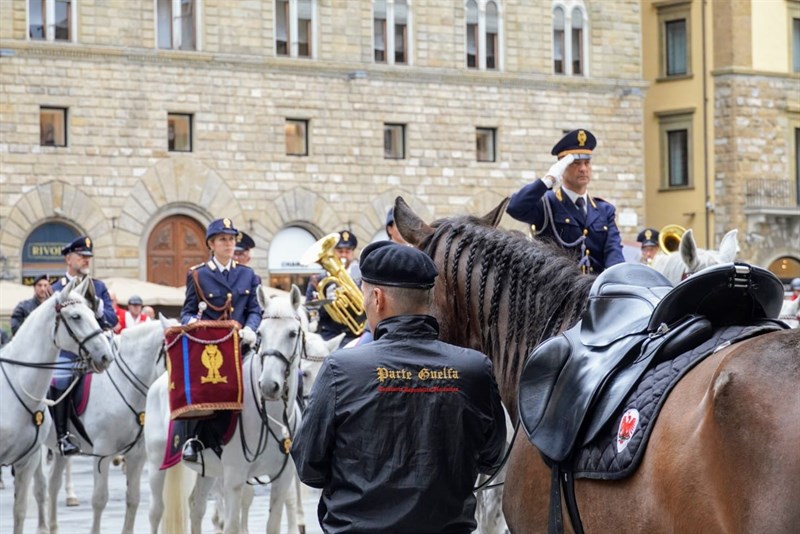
[72,373,93,416]
[160,412,239,470]
[571,323,783,480]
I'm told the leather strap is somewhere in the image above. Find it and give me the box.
[192,269,231,319]
[563,469,585,534]
[548,464,564,534]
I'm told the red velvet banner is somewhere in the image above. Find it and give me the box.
[165,320,243,420]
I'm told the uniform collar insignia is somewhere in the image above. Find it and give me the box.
[555,187,564,202]
[207,260,217,271]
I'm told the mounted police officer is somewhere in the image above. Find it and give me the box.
[293,242,507,533]
[507,129,625,274]
[180,217,262,463]
[49,236,118,456]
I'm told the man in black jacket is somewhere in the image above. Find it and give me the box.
[293,241,507,534]
[10,273,51,335]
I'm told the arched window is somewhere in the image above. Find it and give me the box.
[465,0,502,70]
[552,1,588,76]
[275,0,316,58]
[268,226,320,291]
[21,222,80,285]
[373,0,411,65]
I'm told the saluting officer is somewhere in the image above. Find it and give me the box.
[50,236,118,456]
[180,217,262,462]
[507,129,625,274]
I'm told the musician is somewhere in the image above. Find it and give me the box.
[10,273,51,335]
[293,242,507,533]
[305,230,361,345]
[507,129,625,274]
[637,227,660,265]
[180,217,262,463]
[50,236,118,456]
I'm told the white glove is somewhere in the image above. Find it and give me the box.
[240,326,257,347]
[94,297,105,319]
[542,154,575,189]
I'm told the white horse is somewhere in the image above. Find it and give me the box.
[0,277,114,534]
[779,298,799,328]
[651,228,739,285]
[44,318,176,534]
[146,285,306,534]
[210,330,345,534]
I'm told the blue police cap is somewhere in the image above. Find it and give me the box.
[360,241,438,289]
[336,230,358,249]
[128,295,143,306]
[551,129,597,160]
[637,228,660,247]
[385,208,395,228]
[61,235,94,257]
[235,231,256,251]
[206,218,239,242]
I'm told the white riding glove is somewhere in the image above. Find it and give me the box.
[240,326,257,347]
[94,297,105,319]
[541,154,575,189]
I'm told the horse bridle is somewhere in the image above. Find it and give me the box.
[53,298,107,371]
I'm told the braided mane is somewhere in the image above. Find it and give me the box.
[421,215,594,408]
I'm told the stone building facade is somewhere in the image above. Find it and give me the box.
[0,0,646,288]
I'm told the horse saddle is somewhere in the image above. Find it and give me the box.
[519,262,786,463]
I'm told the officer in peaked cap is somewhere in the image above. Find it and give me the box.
[180,217,263,463]
[293,241,506,533]
[506,128,625,274]
[385,208,408,245]
[49,235,118,456]
[234,231,256,266]
[637,227,660,265]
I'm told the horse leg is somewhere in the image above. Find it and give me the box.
[147,466,166,534]
[47,451,67,534]
[240,483,254,534]
[266,471,293,534]
[32,450,50,534]
[189,475,215,534]
[89,457,111,534]
[210,479,224,534]
[280,471,298,534]
[121,449,146,534]
[222,478,245,534]
[0,465,5,489]
[295,475,307,534]
[64,457,79,507]
[13,450,41,534]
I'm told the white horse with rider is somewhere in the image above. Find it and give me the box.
[0,277,114,534]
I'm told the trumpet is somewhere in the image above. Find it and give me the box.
[659,224,685,254]
[301,233,366,336]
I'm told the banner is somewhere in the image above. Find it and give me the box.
[165,320,243,420]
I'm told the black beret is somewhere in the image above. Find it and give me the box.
[61,235,94,256]
[551,129,597,160]
[235,231,256,251]
[637,228,660,247]
[360,241,438,289]
[336,230,358,249]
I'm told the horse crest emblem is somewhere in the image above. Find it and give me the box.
[577,130,587,147]
[138,412,145,427]
[33,410,44,426]
[283,437,292,455]
[616,409,640,453]
[200,344,228,384]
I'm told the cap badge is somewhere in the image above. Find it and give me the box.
[577,130,587,147]
[223,218,231,228]
[342,231,350,242]
[85,237,92,248]
[237,232,243,243]
[645,230,652,240]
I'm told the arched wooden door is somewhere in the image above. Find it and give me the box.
[147,215,207,286]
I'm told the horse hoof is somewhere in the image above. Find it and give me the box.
[66,496,80,507]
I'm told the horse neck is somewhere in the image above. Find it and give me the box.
[431,224,593,419]
[1,298,61,408]
[97,328,161,407]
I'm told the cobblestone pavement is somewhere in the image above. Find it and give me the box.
[0,457,324,534]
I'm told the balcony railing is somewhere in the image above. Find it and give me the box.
[745,178,799,209]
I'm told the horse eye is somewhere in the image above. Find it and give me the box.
[71,313,81,320]
[289,331,297,338]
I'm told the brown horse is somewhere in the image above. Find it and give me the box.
[394,197,800,533]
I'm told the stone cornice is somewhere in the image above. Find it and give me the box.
[711,66,800,81]
[0,39,648,93]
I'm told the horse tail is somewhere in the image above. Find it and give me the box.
[162,463,195,534]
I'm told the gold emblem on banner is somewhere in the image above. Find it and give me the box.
[166,353,175,391]
[201,344,228,384]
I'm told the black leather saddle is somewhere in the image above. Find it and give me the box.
[519,262,785,463]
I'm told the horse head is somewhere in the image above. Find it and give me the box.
[652,229,739,285]
[255,284,305,402]
[54,276,114,373]
[300,332,344,399]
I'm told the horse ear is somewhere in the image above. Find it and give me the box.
[394,196,434,247]
[256,285,269,310]
[59,277,77,303]
[479,198,510,228]
[718,229,739,263]
[327,332,346,353]
[289,284,302,310]
[679,229,700,271]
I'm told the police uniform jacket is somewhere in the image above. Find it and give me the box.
[51,276,118,330]
[292,314,507,534]
[10,296,43,335]
[507,180,625,273]
[180,260,261,331]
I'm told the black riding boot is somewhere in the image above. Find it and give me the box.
[181,419,203,463]
[49,387,79,456]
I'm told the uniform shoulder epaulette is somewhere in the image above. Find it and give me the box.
[235,262,253,271]
[592,195,609,204]
[189,263,206,271]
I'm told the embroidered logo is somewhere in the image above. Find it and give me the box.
[616,409,639,453]
[200,344,228,384]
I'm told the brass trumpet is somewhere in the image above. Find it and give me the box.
[658,224,685,254]
[301,233,366,336]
